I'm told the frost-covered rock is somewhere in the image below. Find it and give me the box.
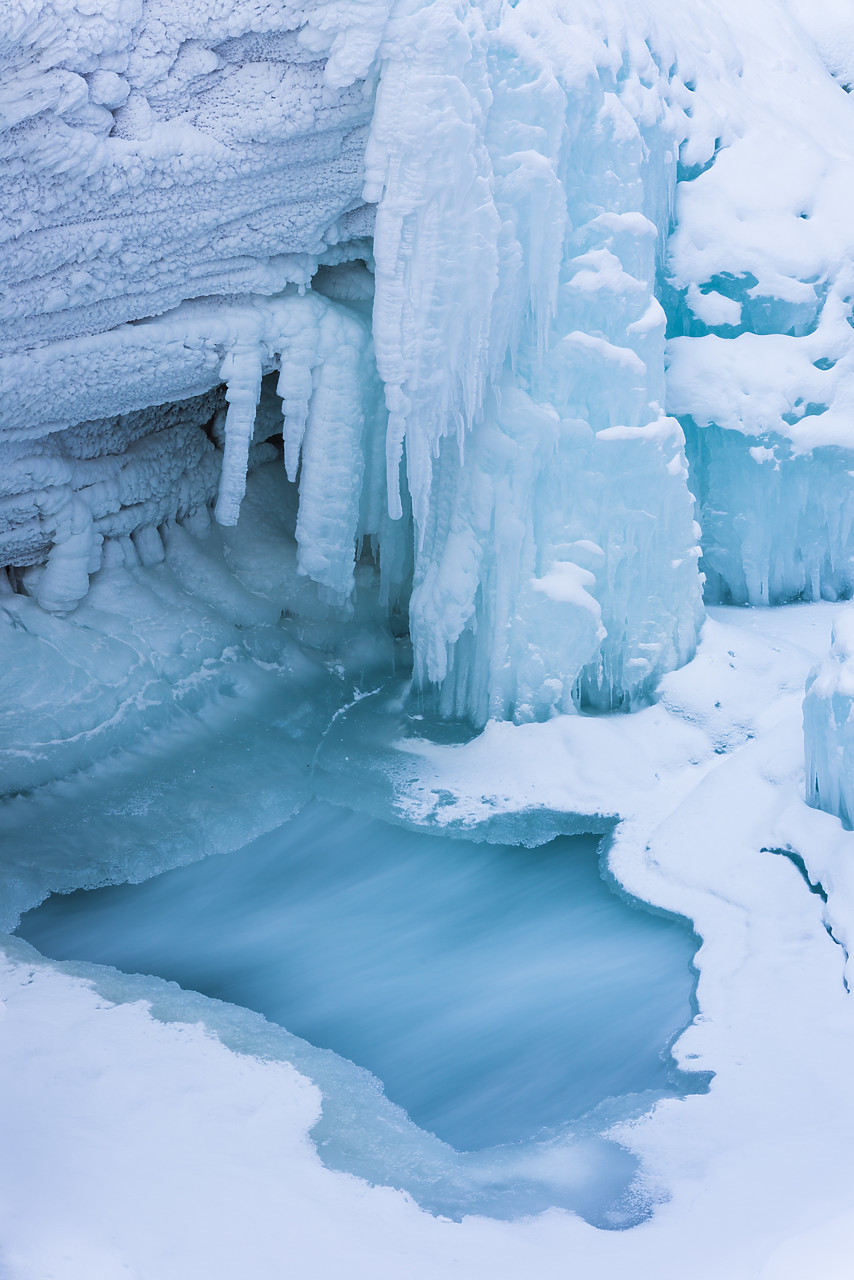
[0,0,383,353]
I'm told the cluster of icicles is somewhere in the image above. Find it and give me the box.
[0,290,404,616]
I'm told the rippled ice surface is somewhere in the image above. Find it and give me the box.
[19,800,697,1154]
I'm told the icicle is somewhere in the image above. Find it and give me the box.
[294,338,366,599]
[365,0,501,529]
[214,345,263,527]
[384,388,409,522]
[277,359,314,482]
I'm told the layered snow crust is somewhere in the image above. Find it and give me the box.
[1,0,381,352]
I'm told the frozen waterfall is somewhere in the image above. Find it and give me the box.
[3,1,854,791]
[1,0,711,752]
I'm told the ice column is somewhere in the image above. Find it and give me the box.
[292,315,370,599]
[214,345,263,527]
[805,608,854,826]
[369,0,703,722]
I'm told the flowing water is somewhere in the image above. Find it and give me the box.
[17,800,697,1155]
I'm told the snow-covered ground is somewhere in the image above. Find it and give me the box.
[2,601,854,1279]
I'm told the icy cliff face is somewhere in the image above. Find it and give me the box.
[3,0,854,765]
[1,0,382,352]
[664,2,854,607]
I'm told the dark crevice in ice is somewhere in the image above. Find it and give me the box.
[765,847,850,992]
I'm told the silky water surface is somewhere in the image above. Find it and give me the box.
[17,800,702,1224]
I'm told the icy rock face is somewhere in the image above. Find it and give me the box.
[0,0,383,353]
[16,0,854,735]
[0,388,225,614]
[805,608,854,827]
[663,1,854,606]
[0,289,394,612]
[9,0,854,741]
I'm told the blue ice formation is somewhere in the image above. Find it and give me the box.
[805,608,854,827]
[2,0,854,776]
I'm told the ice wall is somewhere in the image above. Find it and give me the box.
[804,607,854,827]
[370,0,703,720]
[663,2,854,606]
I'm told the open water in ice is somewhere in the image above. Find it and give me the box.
[18,800,697,1155]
